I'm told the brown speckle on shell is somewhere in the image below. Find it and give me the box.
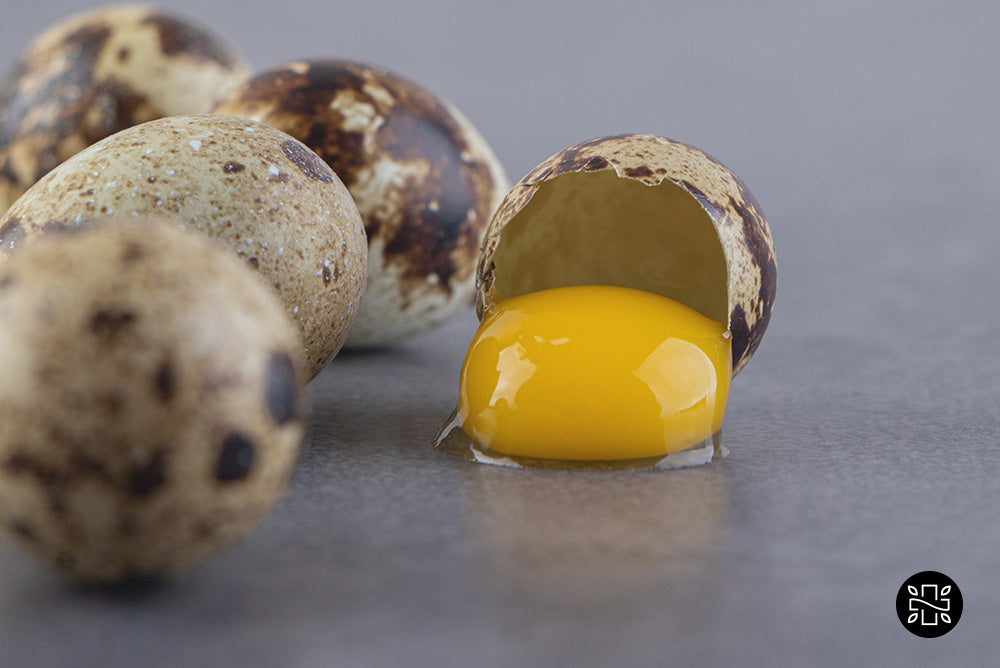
[729,304,752,368]
[126,449,167,498]
[121,240,146,263]
[140,14,240,66]
[216,432,255,482]
[2,452,41,477]
[89,307,138,341]
[0,218,25,252]
[280,139,334,183]
[40,219,87,236]
[265,352,299,426]
[8,519,39,542]
[153,358,175,402]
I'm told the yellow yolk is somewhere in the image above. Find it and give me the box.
[457,285,731,461]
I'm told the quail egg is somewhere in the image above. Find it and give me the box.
[0,219,307,582]
[0,4,250,212]
[435,134,777,469]
[0,113,368,379]
[212,60,508,346]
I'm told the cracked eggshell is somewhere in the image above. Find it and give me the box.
[213,60,509,347]
[0,114,368,379]
[478,134,776,376]
[0,220,307,582]
[0,4,251,212]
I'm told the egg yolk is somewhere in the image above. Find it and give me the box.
[457,285,731,461]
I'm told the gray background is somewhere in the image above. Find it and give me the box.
[1,1,998,666]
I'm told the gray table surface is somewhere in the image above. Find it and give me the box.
[2,1,998,666]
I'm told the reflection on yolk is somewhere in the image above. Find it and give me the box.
[457,285,731,461]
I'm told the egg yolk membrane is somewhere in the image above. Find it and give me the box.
[457,285,731,462]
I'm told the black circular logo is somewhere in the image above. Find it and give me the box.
[896,571,962,638]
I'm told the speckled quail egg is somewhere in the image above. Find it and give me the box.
[0,4,250,212]
[212,60,509,347]
[0,113,368,379]
[435,134,776,469]
[0,219,308,582]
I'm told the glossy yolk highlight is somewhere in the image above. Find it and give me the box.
[457,285,731,461]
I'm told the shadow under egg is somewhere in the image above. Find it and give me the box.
[459,464,729,606]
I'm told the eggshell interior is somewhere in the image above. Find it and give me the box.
[485,171,729,324]
[477,134,776,377]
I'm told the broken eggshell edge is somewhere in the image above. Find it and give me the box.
[477,133,776,378]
